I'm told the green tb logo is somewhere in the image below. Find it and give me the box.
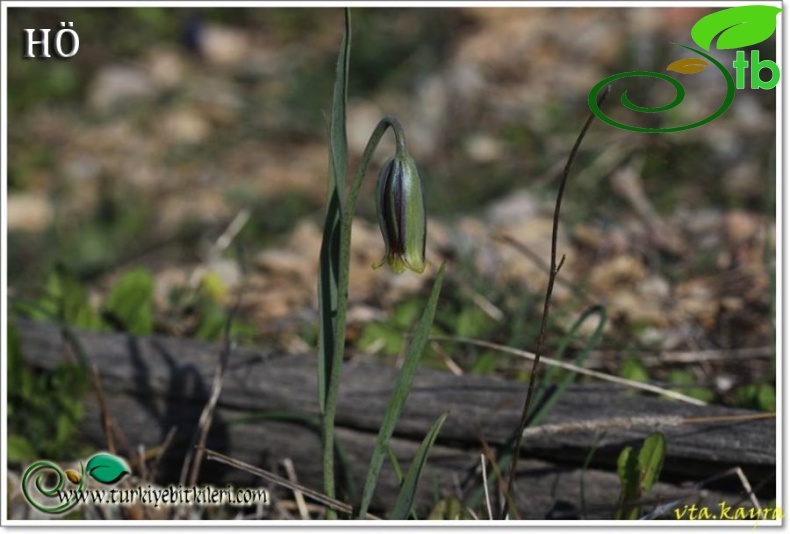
[733,50,780,90]
[590,5,782,133]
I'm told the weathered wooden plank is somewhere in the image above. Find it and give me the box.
[73,389,751,519]
[14,318,776,516]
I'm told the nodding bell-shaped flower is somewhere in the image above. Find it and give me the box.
[373,153,426,274]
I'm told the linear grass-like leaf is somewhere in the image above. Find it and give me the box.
[387,446,404,484]
[357,263,446,518]
[318,9,351,517]
[528,304,607,426]
[391,412,449,519]
[465,305,606,512]
[318,7,350,413]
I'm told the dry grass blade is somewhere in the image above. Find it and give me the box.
[283,458,309,520]
[180,281,245,488]
[431,341,463,376]
[475,425,515,519]
[732,466,762,511]
[601,346,775,366]
[90,363,116,455]
[432,335,707,405]
[180,327,236,488]
[188,208,251,288]
[202,448,380,519]
[480,454,492,520]
[149,426,177,482]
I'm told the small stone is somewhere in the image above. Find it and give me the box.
[8,193,53,232]
[88,66,156,112]
[200,24,249,67]
[147,49,186,88]
[163,109,211,144]
[465,134,506,163]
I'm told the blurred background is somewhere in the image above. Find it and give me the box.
[7,7,776,465]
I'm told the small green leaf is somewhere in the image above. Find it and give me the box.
[615,433,666,519]
[358,323,403,356]
[455,306,496,338]
[620,358,650,383]
[391,412,448,519]
[86,453,130,484]
[616,445,637,489]
[757,384,776,412]
[637,432,666,492]
[428,497,467,520]
[103,268,154,335]
[7,435,36,462]
[734,383,776,411]
[691,6,782,51]
[48,268,104,330]
[667,370,715,403]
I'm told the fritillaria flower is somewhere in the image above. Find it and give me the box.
[373,153,426,274]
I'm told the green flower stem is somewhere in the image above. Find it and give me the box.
[321,115,406,514]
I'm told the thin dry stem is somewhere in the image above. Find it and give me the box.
[90,363,115,455]
[480,454,493,520]
[180,283,244,488]
[431,335,707,405]
[283,458,310,520]
[202,448,380,519]
[503,86,611,517]
[183,335,235,488]
[475,425,517,518]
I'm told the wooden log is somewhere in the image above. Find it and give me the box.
[14,319,776,518]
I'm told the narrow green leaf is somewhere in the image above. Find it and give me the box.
[317,216,339,412]
[387,446,404,485]
[330,9,350,201]
[357,263,446,518]
[691,6,782,51]
[615,445,639,519]
[464,305,607,511]
[529,305,607,426]
[391,412,448,519]
[86,453,130,485]
[637,432,665,493]
[616,445,634,484]
[103,268,154,335]
[318,10,352,517]
[317,7,351,413]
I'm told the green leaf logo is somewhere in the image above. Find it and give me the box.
[691,6,782,51]
[85,453,130,485]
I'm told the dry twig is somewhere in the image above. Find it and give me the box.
[503,86,611,517]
